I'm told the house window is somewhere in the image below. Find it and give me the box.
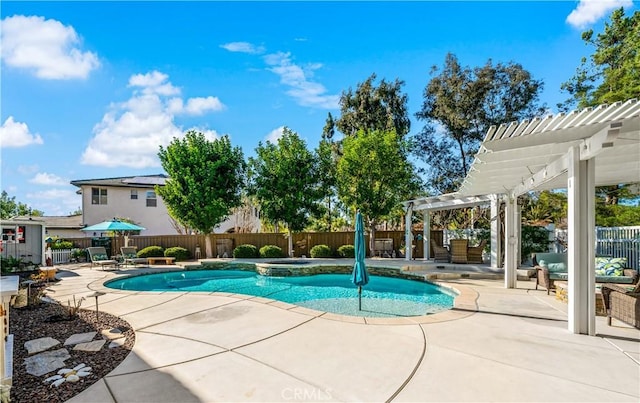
[146,191,157,207]
[131,190,138,200]
[91,188,107,205]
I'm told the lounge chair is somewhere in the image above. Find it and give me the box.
[431,240,450,262]
[120,246,148,267]
[87,247,119,270]
[450,239,469,264]
[601,281,640,329]
[467,239,487,264]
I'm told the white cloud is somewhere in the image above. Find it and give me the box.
[220,42,265,54]
[566,0,633,28]
[29,172,68,186]
[264,52,339,109]
[81,71,225,168]
[26,189,80,216]
[0,15,100,79]
[187,127,220,142]
[0,116,44,148]
[265,126,285,143]
[17,164,39,175]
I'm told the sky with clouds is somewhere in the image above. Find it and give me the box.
[0,0,636,216]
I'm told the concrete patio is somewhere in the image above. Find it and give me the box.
[36,260,640,402]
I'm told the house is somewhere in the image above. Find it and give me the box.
[37,214,85,239]
[70,174,260,236]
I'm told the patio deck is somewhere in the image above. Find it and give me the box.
[38,260,640,402]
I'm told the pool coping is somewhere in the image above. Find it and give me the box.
[89,265,479,325]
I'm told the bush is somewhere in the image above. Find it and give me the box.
[164,247,191,261]
[137,246,165,258]
[233,244,259,258]
[310,244,333,258]
[337,244,355,258]
[51,241,73,250]
[259,245,284,258]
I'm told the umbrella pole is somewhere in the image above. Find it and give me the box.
[358,286,362,311]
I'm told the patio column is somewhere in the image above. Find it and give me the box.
[567,146,596,335]
[490,195,501,268]
[423,211,430,260]
[405,202,413,261]
[504,195,518,288]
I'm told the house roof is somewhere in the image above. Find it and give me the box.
[70,174,167,189]
[459,98,640,197]
[9,215,83,229]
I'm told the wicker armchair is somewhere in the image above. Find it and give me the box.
[601,282,640,329]
[430,240,450,262]
[450,239,469,264]
[467,240,487,264]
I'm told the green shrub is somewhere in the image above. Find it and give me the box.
[51,241,73,250]
[310,244,333,258]
[259,245,284,258]
[165,247,191,261]
[337,245,355,258]
[137,246,165,258]
[233,244,259,258]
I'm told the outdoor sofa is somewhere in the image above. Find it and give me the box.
[534,253,639,294]
[601,281,640,329]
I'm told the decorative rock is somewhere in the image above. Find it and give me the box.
[57,368,73,375]
[50,378,65,388]
[44,375,62,383]
[101,328,124,340]
[25,337,60,355]
[64,332,97,346]
[108,338,126,348]
[66,374,80,383]
[24,348,71,376]
[73,363,86,371]
[73,339,106,352]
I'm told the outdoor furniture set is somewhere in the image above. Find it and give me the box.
[431,239,487,264]
[87,246,172,269]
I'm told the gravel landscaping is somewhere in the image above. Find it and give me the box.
[9,286,134,403]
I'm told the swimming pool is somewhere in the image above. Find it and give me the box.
[105,270,456,318]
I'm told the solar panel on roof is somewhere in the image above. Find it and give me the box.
[122,176,166,185]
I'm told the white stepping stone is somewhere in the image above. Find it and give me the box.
[64,332,97,346]
[73,339,106,352]
[108,338,126,348]
[101,328,124,340]
[24,337,60,354]
[24,348,70,376]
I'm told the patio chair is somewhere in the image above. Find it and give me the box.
[87,247,119,270]
[467,239,487,264]
[449,239,469,264]
[601,281,640,329]
[120,246,148,267]
[431,240,450,262]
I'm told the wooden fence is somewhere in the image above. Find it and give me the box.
[63,230,446,259]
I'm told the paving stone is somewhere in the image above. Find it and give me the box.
[24,337,60,354]
[101,328,124,340]
[108,338,126,348]
[64,332,97,346]
[24,348,70,376]
[73,339,106,352]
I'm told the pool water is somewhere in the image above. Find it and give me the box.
[105,270,456,318]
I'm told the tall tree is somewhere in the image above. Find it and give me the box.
[336,129,417,255]
[335,73,410,138]
[157,131,245,257]
[413,53,545,194]
[313,113,340,231]
[560,8,640,110]
[0,191,44,218]
[248,127,323,256]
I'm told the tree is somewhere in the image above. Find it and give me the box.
[312,113,340,231]
[335,73,410,138]
[0,191,44,219]
[336,129,417,255]
[248,127,323,256]
[413,53,545,194]
[560,8,640,110]
[157,131,245,257]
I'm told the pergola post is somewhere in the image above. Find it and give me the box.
[567,146,596,335]
[490,195,501,268]
[404,202,413,261]
[504,195,518,288]
[423,211,430,260]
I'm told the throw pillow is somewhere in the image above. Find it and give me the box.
[538,259,547,268]
[94,253,107,261]
[595,257,626,277]
[547,262,566,273]
[126,253,137,259]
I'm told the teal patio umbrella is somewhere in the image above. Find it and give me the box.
[81,219,145,233]
[352,211,369,310]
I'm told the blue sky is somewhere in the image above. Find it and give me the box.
[1,1,636,216]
